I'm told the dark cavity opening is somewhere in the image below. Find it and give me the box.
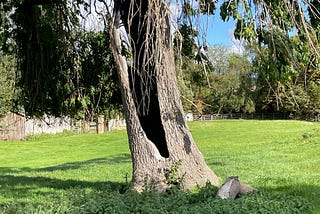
[119,0,169,158]
[129,75,169,158]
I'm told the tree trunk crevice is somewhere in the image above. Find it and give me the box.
[129,72,170,158]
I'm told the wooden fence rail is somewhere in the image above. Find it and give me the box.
[195,113,290,121]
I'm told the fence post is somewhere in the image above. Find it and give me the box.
[97,115,104,134]
[83,121,90,133]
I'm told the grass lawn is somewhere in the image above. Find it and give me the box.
[0,120,319,213]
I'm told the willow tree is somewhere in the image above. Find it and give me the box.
[107,0,320,191]
[109,0,219,191]
[3,0,319,192]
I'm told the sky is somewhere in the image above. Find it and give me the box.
[188,10,246,55]
[206,15,236,46]
[205,12,244,53]
[169,0,243,53]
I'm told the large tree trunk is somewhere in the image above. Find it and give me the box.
[110,0,219,192]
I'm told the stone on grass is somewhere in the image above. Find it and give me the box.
[217,176,255,199]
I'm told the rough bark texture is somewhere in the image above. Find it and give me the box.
[111,0,219,192]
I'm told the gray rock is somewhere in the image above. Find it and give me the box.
[217,176,241,199]
[217,176,256,199]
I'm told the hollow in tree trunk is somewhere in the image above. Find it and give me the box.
[110,0,219,192]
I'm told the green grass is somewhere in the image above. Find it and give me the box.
[0,120,319,213]
[190,120,320,213]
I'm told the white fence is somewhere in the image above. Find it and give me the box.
[1,112,195,141]
[25,115,72,136]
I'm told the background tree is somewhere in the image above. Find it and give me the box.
[220,0,320,119]
[176,42,255,115]
[1,0,121,120]
[11,0,80,117]
[203,45,254,114]
[0,54,16,117]
[0,2,18,117]
[247,23,320,118]
[174,23,213,115]
[74,30,122,121]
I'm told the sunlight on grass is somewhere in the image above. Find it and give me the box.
[189,120,320,213]
[0,120,319,213]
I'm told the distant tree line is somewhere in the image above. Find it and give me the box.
[175,22,320,120]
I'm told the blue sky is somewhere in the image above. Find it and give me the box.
[206,15,236,46]
[169,1,240,49]
[197,4,244,53]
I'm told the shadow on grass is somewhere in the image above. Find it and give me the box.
[36,153,131,172]
[0,153,131,175]
[0,174,126,191]
[263,184,320,213]
[0,174,129,213]
[0,153,131,207]
[0,167,33,174]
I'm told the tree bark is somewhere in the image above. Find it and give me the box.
[110,0,219,192]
